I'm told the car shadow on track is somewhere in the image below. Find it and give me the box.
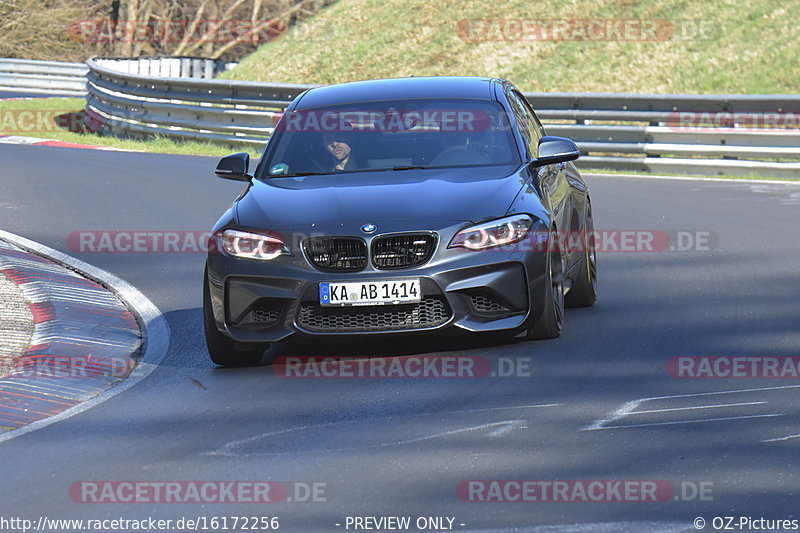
[164,307,526,370]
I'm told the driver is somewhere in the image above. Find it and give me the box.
[323,132,358,171]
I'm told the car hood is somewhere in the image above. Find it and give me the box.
[235,166,526,233]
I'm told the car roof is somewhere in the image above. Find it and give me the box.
[293,76,498,110]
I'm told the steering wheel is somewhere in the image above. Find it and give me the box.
[306,152,332,173]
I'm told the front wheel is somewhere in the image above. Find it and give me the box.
[527,228,565,340]
[203,269,268,366]
[565,201,597,308]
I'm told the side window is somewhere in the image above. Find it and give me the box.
[506,90,541,158]
[515,91,545,139]
[506,90,532,157]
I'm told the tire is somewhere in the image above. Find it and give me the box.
[527,227,565,340]
[565,201,597,308]
[203,269,268,366]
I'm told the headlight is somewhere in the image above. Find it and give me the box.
[217,229,287,260]
[449,214,534,250]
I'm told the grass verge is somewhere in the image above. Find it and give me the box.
[221,0,799,94]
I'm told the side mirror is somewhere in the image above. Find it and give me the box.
[215,152,252,181]
[534,136,580,166]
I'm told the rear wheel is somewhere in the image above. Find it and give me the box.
[565,201,597,308]
[203,269,268,366]
[527,228,565,340]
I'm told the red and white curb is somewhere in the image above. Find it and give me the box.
[0,135,136,151]
[0,230,168,442]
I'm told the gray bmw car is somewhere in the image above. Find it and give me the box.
[204,76,596,365]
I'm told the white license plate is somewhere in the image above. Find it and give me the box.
[319,279,421,307]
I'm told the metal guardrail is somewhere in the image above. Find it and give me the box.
[85,57,310,144]
[92,57,237,80]
[532,93,800,177]
[82,56,800,178]
[0,58,88,96]
[0,57,235,98]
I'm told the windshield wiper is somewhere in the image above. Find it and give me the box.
[386,166,428,171]
[269,167,429,178]
[273,171,328,177]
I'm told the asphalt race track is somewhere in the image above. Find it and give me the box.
[1,143,799,532]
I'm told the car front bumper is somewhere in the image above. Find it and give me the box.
[206,231,550,344]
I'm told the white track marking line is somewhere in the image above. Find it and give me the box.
[763,433,800,443]
[212,419,529,457]
[584,385,800,431]
[641,384,800,400]
[585,172,800,185]
[438,404,559,415]
[379,420,527,446]
[630,401,767,415]
[584,399,641,431]
[599,413,783,430]
[209,404,556,456]
[0,229,169,444]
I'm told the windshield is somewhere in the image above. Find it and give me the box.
[258,98,520,178]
